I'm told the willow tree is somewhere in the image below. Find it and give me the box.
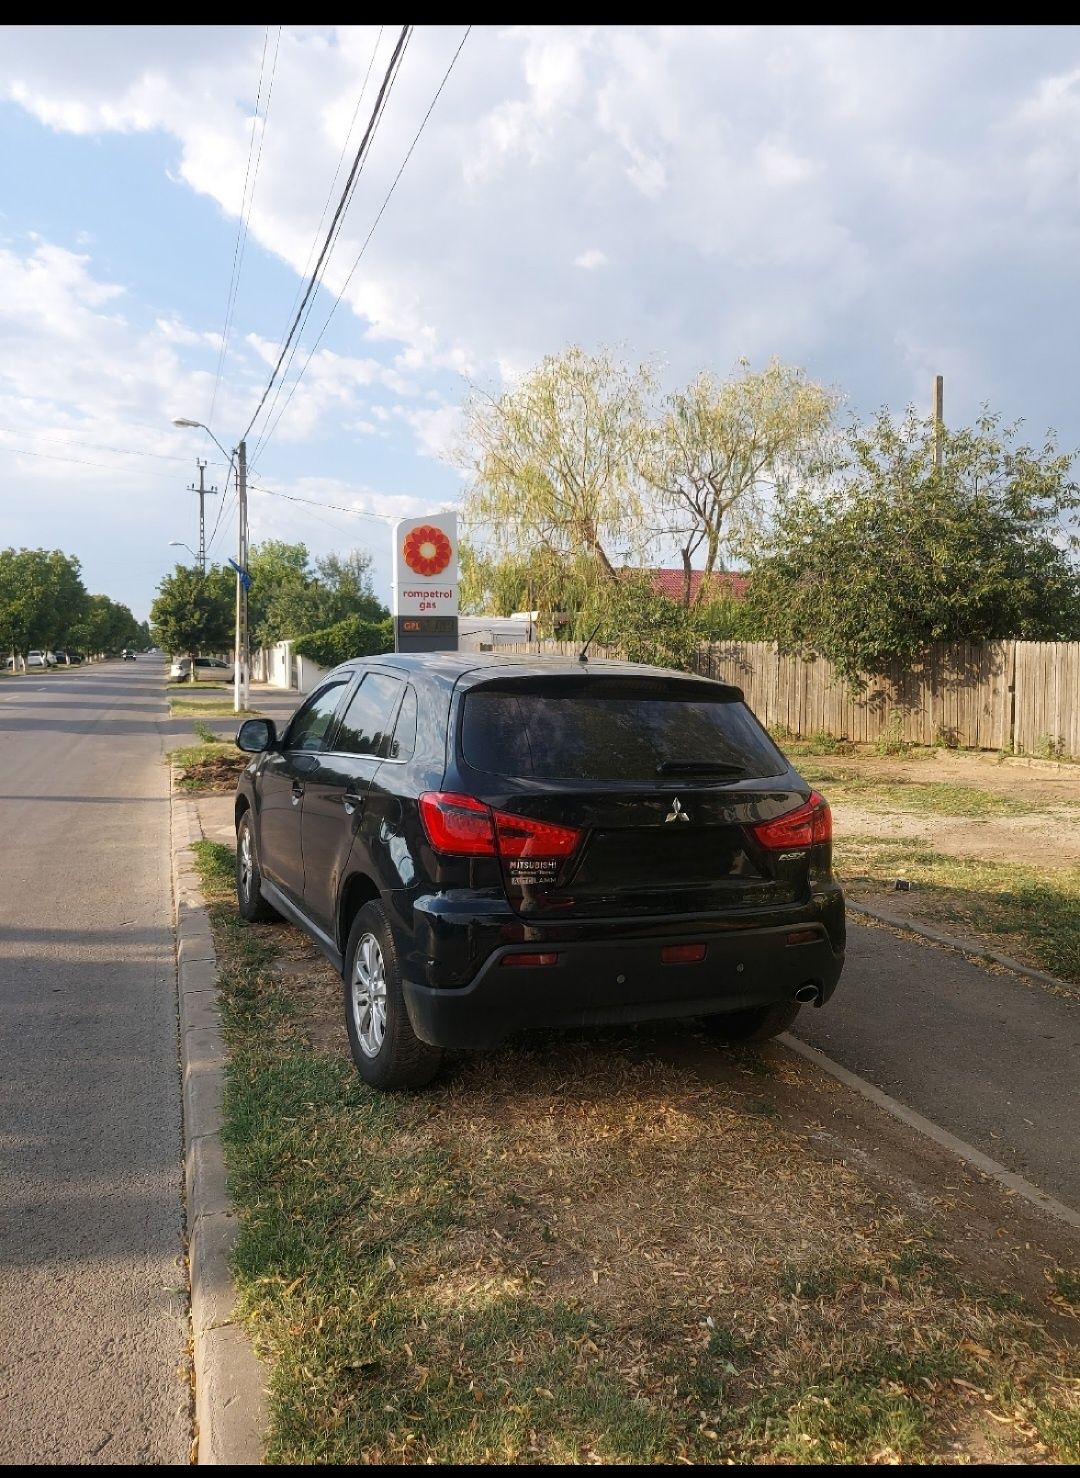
[461,346,653,631]
[648,359,840,607]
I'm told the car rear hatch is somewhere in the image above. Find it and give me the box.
[453,672,818,920]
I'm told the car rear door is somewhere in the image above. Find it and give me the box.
[256,677,352,905]
[299,671,407,936]
[454,672,814,920]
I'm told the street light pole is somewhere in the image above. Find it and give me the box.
[235,438,249,714]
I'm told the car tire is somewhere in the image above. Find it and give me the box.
[343,901,442,1091]
[700,999,802,1042]
[236,811,279,922]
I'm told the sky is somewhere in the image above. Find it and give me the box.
[2,24,1080,620]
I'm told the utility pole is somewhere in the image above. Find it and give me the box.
[234,439,249,714]
[933,374,944,471]
[188,459,219,574]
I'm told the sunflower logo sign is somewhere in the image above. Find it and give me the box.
[392,515,459,640]
[402,524,452,578]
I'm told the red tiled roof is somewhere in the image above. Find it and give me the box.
[645,568,749,603]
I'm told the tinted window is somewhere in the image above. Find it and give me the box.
[286,681,349,753]
[461,678,786,781]
[386,685,417,761]
[334,673,403,757]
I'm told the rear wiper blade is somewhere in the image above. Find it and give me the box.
[656,760,747,776]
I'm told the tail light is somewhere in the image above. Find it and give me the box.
[750,791,832,850]
[419,792,582,861]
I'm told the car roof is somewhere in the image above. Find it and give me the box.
[328,650,742,697]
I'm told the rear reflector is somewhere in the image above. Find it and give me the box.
[419,791,582,862]
[785,928,820,946]
[661,943,707,964]
[501,952,560,968]
[750,791,832,850]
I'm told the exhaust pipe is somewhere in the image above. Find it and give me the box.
[793,983,820,1004]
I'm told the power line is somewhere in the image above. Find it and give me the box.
[0,426,223,464]
[248,482,398,521]
[207,24,282,431]
[0,443,181,479]
[251,26,386,458]
[252,25,471,465]
[205,449,239,557]
[241,24,413,446]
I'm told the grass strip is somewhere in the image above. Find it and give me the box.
[170,739,246,794]
[189,838,1080,1465]
[836,836,1080,983]
[170,697,262,716]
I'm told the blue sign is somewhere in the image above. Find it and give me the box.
[228,558,252,592]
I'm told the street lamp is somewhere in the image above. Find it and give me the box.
[168,540,199,562]
[173,418,248,714]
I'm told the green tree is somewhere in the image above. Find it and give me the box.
[149,564,234,673]
[750,408,1080,684]
[461,345,653,627]
[247,541,385,645]
[646,359,839,607]
[68,593,143,656]
[0,547,87,665]
[293,613,394,668]
[248,541,319,648]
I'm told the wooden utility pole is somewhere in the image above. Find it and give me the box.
[933,374,944,470]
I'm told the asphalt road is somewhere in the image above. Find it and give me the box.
[0,661,189,1464]
[794,921,1080,1209]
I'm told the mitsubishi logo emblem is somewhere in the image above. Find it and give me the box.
[665,797,690,824]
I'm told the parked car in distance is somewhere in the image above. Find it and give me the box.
[26,650,51,668]
[233,653,846,1091]
[68,652,84,664]
[169,655,232,679]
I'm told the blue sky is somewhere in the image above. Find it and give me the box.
[2,24,1080,619]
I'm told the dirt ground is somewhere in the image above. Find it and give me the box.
[816,749,1080,871]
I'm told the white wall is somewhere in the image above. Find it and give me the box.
[296,654,331,694]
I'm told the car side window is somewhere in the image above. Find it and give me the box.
[386,684,417,761]
[334,673,404,758]
[284,681,350,753]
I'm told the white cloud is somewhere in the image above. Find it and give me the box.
[574,248,608,270]
[4,23,1080,605]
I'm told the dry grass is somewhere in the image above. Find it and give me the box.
[192,840,1080,1466]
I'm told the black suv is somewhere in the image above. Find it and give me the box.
[234,654,844,1089]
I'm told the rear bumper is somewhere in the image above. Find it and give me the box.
[402,922,844,1050]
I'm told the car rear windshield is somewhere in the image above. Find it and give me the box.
[461,676,787,782]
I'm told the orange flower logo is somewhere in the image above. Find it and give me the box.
[402,524,452,577]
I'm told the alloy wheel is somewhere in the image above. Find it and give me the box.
[351,933,388,1057]
[239,826,254,900]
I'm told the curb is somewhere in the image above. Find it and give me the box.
[780,1034,1080,1233]
[171,773,266,1464]
[846,902,1080,999]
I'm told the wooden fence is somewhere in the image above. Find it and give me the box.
[466,638,1080,758]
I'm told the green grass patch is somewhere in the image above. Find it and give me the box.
[837,836,1080,982]
[169,738,246,794]
[169,696,261,716]
[190,839,1080,1465]
[166,681,229,691]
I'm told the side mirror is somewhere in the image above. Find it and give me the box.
[236,717,277,753]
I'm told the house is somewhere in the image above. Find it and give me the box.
[643,569,750,605]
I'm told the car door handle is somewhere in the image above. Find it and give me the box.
[291,781,305,804]
[343,791,363,815]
